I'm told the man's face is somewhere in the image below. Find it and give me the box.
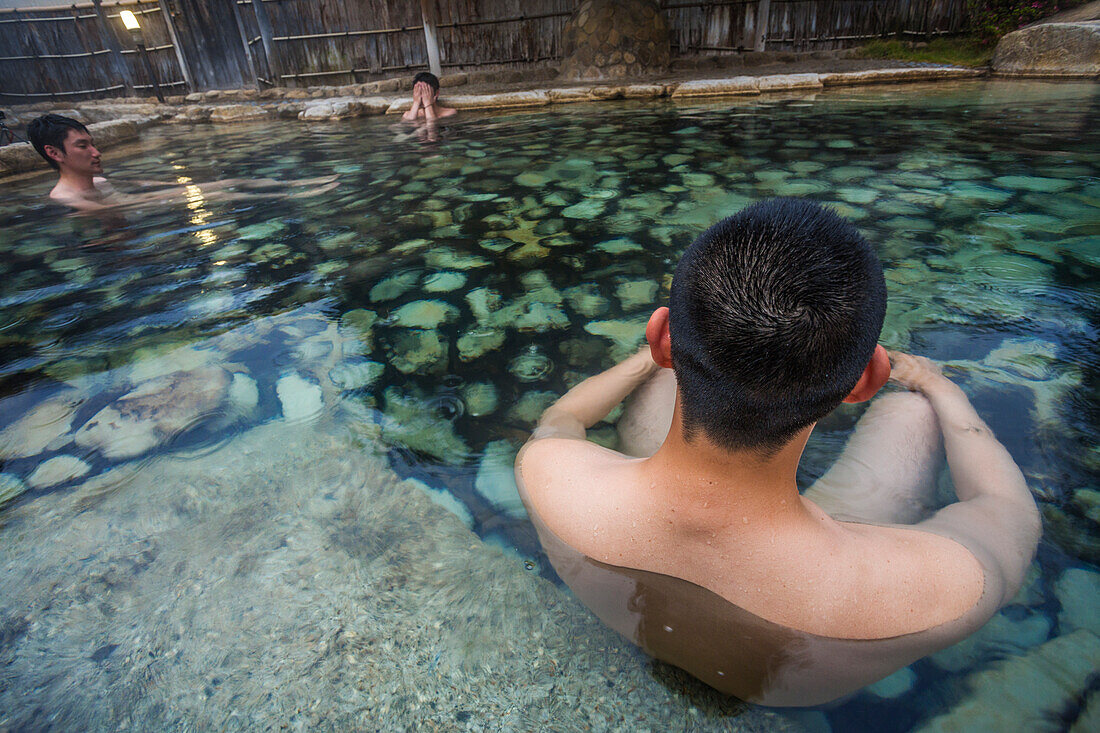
[48,128,102,175]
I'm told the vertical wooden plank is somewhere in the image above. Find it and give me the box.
[158,0,195,91]
[92,0,133,97]
[420,0,442,77]
[250,0,280,83]
[755,0,771,51]
[227,0,262,89]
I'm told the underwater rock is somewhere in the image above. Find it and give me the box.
[130,344,219,384]
[390,300,460,330]
[508,346,554,382]
[0,473,27,507]
[460,382,499,417]
[227,373,259,415]
[0,390,82,459]
[475,440,526,518]
[328,361,385,391]
[466,287,502,323]
[836,187,878,205]
[562,199,606,220]
[369,271,420,302]
[992,175,1074,194]
[75,367,231,460]
[424,248,490,270]
[379,387,469,464]
[339,308,378,350]
[512,303,570,333]
[564,284,610,317]
[276,373,324,422]
[983,338,1059,381]
[947,182,1014,206]
[865,667,917,699]
[423,271,467,293]
[585,318,648,360]
[616,279,659,311]
[918,631,1100,732]
[25,455,91,489]
[403,477,473,528]
[516,171,551,187]
[390,330,447,375]
[237,220,286,241]
[508,391,558,425]
[929,611,1052,673]
[456,328,506,362]
[827,166,875,183]
[1055,568,1100,636]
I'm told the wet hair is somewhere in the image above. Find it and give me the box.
[668,198,887,454]
[27,114,89,170]
[413,71,440,93]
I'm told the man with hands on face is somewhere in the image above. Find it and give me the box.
[402,72,457,122]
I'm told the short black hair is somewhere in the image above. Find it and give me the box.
[668,198,887,454]
[413,71,440,92]
[27,114,89,170]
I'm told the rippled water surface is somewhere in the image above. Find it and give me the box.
[1,80,1097,730]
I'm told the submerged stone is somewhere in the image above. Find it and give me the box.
[379,387,469,464]
[26,455,91,489]
[460,382,499,417]
[507,391,558,425]
[1055,568,1100,636]
[616,279,659,311]
[508,346,554,382]
[227,373,260,414]
[457,328,506,361]
[424,248,490,270]
[329,360,385,391]
[390,329,447,374]
[0,473,27,507]
[391,300,460,330]
[475,440,526,518]
[404,477,474,528]
[992,175,1074,193]
[0,390,83,459]
[276,373,323,422]
[562,199,606,219]
[585,318,648,359]
[596,237,644,255]
[369,271,421,302]
[836,187,878,205]
[75,367,231,460]
[424,272,468,293]
[564,284,610,317]
[237,220,286,240]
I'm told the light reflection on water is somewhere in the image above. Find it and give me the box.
[0,79,1097,730]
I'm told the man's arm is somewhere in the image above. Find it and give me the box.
[402,83,424,122]
[534,349,662,441]
[894,352,1042,604]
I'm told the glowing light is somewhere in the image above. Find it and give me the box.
[177,176,217,247]
[120,11,140,31]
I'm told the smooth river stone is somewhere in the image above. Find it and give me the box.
[508,346,553,382]
[947,182,1013,206]
[585,318,648,359]
[836,187,878,205]
[564,284,610,317]
[771,180,828,196]
[380,387,468,465]
[562,199,606,220]
[682,173,715,188]
[475,440,526,518]
[237,220,286,240]
[328,361,385,391]
[369,271,420,302]
[26,455,91,489]
[75,367,232,460]
[424,248,490,270]
[516,171,551,187]
[616,279,659,311]
[992,175,1074,193]
[390,330,447,374]
[457,328,506,361]
[827,166,875,182]
[390,300,460,329]
[596,237,644,255]
[0,390,82,459]
[508,392,558,424]
[276,373,323,422]
[460,382,499,417]
[424,272,467,293]
[512,302,570,332]
[940,164,991,181]
[227,373,260,414]
[0,473,27,507]
[1055,568,1100,636]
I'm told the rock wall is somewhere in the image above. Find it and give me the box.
[559,0,671,81]
[992,21,1100,77]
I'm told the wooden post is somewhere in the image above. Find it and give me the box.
[420,0,442,77]
[157,0,195,92]
[227,0,262,89]
[250,0,280,84]
[743,0,771,52]
[92,0,133,96]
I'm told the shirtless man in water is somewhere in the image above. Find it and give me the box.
[27,114,336,213]
[516,198,1041,705]
[401,72,456,123]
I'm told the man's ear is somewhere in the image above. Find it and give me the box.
[43,144,64,165]
[843,344,891,403]
[646,306,673,369]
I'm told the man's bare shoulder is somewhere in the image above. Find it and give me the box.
[517,438,633,530]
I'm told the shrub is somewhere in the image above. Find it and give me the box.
[966,1,1061,43]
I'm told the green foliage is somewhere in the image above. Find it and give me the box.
[965,1,1061,43]
[854,36,996,67]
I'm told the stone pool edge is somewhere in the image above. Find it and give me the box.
[0,66,983,179]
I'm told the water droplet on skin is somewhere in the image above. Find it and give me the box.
[717,670,726,677]
[742,517,749,524]
[663,625,673,632]
[523,560,535,571]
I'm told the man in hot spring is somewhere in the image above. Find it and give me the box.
[27,113,337,213]
[515,198,1041,706]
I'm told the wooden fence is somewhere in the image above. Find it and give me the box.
[0,0,971,102]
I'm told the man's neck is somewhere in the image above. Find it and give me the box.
[641,399,817,526]
[56,167,96,193]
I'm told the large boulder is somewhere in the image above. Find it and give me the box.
[992,21,1100,77]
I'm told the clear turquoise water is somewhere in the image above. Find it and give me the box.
[0,79,1097,729]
